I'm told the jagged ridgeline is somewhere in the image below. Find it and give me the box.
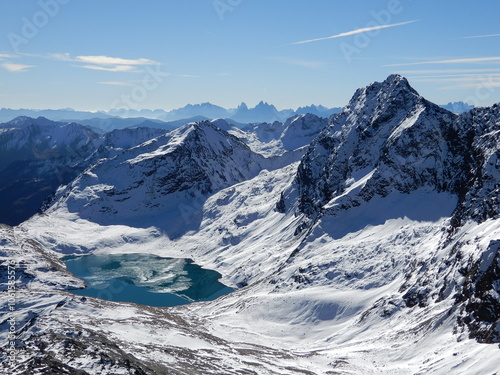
[1,75,499,374]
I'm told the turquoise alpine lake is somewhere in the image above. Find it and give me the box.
[63,253,234,307]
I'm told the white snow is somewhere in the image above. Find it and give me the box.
[389,105,426,140]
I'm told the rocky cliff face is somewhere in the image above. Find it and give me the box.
[290,78,499,228]
[451,104,500,224]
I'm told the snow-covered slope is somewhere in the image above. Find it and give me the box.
[47,121,266,236]
[281,113,329,151]
[0,116,99,171]
[0,117,100,225]
[97,126,169,158]
[0,119,169,226]
[215,114,328,157]
[2,75,500,374]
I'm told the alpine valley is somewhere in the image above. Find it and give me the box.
[1,75,499,374]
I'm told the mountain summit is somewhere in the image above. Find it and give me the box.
[48,121,266,236]
[285,74,457,216]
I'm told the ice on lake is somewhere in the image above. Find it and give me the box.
[63,253,233,307]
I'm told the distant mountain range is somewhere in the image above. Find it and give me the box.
[0,102,342,130]
[440,101,475,113]
[0,101,475,129]
[0,101,473,131]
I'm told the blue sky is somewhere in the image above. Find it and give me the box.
[1,0,500,111]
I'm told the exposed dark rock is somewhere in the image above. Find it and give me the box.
[458,241,500,343]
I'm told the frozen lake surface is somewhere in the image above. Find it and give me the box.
[63,253,233,307]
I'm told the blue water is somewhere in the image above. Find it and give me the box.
[63,253,233,307]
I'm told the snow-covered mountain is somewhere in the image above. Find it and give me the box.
[0,117,100,225]
[99,126,168,152]
[48,121,266,236]
[74,116,180,132]
[275,74,500,342]
[215,114,329,157]
[2,75,500,374]
[0,111,326,227]
[286,74,459,217]
[281,113,330,151]
[0,118,169,226]
[0,116,98,171]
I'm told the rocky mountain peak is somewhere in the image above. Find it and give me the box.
[48,121,265,234]
[237,102,248,110]
[339,74,422,128]
[286,75,457,216]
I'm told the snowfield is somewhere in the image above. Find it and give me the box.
[1,75,499,374]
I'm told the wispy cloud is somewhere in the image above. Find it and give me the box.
[0,53,19,60]
[48,52,73,61]
[400,67,500,91]
[290,20,418,45]
[395,68,500,75]
[168,73,199,78]
[385,57,500,67]
[2,63,35,72]
[407,73,500,80]
[461,33,500,39]
[410,74,500,83]
[75,55,157,66]
[267,56,328,69]
[50,53,160,73]
[98,81,135,86]
[80,64,139,72]
[441,80,500,90]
